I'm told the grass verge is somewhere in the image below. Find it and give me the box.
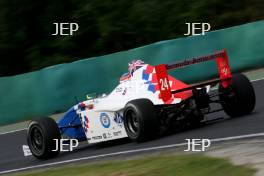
[13,154,255,176]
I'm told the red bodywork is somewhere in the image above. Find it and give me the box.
[155,49,232,102]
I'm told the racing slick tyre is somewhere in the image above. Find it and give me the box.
[27,117,61,159]
[124,99,159,142]
[219,73,255,117]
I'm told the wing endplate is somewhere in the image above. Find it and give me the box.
[216,49,232,88]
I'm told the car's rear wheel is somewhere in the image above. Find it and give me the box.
[124,99,158,142]
[219,73,255,117]
[27,117,61,159]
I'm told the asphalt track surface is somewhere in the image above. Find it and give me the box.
[0,79,264,175]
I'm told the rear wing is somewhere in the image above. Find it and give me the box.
[155,49,232,102]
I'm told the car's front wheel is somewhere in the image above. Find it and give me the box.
[27,117,61,159]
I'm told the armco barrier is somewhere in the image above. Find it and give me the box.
[0,20,264,125]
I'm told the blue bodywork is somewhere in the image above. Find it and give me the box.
[57,107,86,141]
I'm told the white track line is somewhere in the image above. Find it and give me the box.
[0,128,27,136]
[0,132,264,175]
[251,77,264,82]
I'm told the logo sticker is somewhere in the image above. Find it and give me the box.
[92,136,103,140]
[100,113,110,128]
[103,133,112,139]
[122,88,127,95]
[114,112,123,127]
[83,114,89,132]
[113,131,122,136]
[115,87,123,93]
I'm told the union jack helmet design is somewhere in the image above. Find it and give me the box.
[128,59,145,75]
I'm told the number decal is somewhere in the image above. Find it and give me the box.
[160,78,169,90]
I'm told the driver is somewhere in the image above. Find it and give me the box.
[120,59,145,82]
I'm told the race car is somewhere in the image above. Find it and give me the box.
[27,49,256,159]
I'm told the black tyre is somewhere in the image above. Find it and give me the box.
[27,117,61,159]
[124,99,158,142]
[219,73,255,117]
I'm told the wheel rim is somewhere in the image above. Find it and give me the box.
[30,126,44,152]
[126,110,139,136]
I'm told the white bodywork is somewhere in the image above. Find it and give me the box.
[74,64,188,143]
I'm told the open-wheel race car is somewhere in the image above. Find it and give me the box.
[27,49,256,159]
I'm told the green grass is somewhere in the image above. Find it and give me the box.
[13,154,255,176]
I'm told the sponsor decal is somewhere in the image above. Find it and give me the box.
[103,133,112,139]
[92,136,103,140]
[113,131,122,136]
[83,111,89,132]
[100,113,110,128]
[122,88,127,95]
[114,112,123,127]
[115,87,123,93]
[103,133,107,139]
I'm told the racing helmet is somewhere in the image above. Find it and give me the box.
[128,59,145,75]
